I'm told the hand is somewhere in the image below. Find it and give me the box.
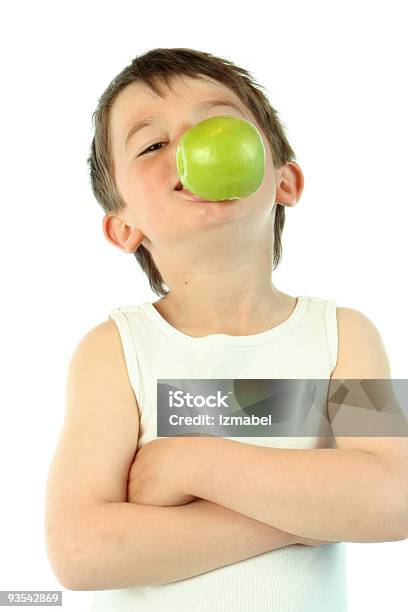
[127,437,197,507]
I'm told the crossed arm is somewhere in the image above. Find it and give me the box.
[55,309,407,591]
[128,372,408,544]
[128,434,407,544]
[141,309,407,544]
[129,310,408,546]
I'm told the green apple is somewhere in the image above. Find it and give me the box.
[176,115,265,201]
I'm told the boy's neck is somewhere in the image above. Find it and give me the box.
[151,289,297,337]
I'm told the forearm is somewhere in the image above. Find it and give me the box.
[67,498,305,590]
[188,438,404,543]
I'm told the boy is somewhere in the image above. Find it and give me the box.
[45,48,408,612]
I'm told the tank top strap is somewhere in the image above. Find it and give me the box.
[108,306,144,409]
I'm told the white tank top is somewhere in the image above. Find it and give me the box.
[90,294,347,612]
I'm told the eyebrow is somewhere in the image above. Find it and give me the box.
[124,99,246,152]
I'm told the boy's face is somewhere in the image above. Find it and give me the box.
[105,75,300,259]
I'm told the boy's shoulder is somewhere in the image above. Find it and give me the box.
[332,306,391,379]
[70,317,140,409]
[71,318,127,369]
[75,318,120,347]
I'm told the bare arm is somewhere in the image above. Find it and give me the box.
[187,438,402,542]
[45,321,323,592]
[176,311,408,544]
[63,498,308,590]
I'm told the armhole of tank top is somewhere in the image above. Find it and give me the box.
[325,300,339,375]
[108,308,143,417]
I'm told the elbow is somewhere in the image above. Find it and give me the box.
[372,464,408,542]
[47,546,96,591]
[382,486,408,542]
[45,524,96,591]
[46,547,86,591]
[394,482,408,541]
[57,573,87,592]
[394,510,408,542]
[389,525,408,543]
[54,554,93,592]
[386,526,407,543]
[46,554,89,591]
[62,580,93,592]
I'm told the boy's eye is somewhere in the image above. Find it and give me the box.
[137,113,240,157]
[137,114,240,157]
[139,142,166,156]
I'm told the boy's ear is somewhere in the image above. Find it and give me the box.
[275,161,304,207]
[102,214,146,254]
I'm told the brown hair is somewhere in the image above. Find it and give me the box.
[87,47,298,297]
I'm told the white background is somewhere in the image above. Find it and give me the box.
[0,0,407,610]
